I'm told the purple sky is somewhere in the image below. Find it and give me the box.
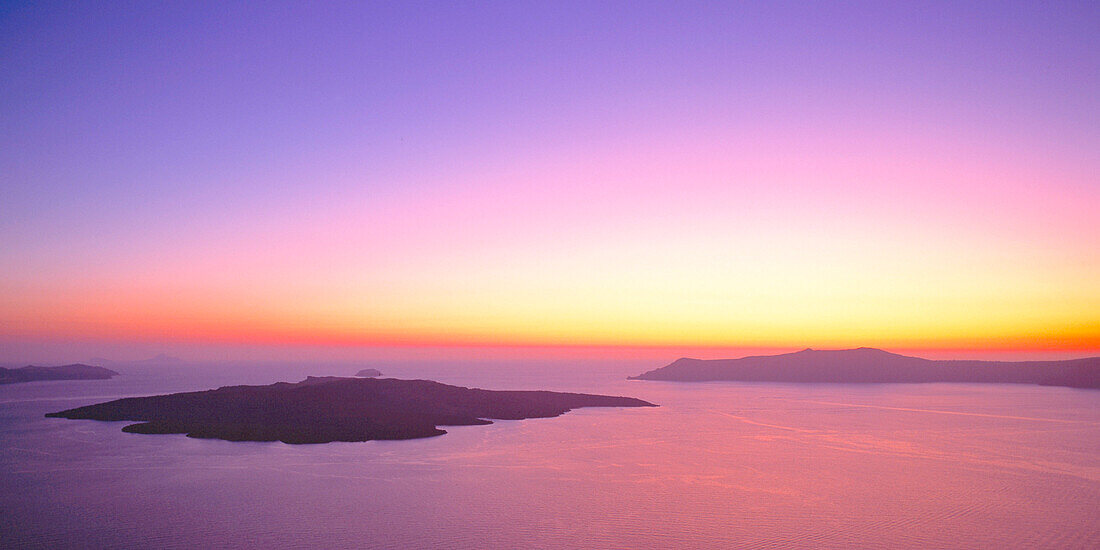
[1,2,1098,363]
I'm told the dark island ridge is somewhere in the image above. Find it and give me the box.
[46,376,657,444]
[629,347,1100,389]
[0,364,119,385]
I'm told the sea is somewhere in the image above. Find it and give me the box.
[2,359,1097,549]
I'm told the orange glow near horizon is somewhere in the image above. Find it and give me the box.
[4,291,1098,361]
[3,165,1098,363]
[3,46,1098,363]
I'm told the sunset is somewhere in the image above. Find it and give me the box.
[2,2,1097,549]
[4,2,1097,361]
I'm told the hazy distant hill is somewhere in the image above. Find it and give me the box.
[89,354,182,365]
[629,348,1099,389]
[0,364,119,384]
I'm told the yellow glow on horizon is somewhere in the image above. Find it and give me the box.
[3,145,1097,357]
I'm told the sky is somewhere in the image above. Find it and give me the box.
[1,1,1098,363]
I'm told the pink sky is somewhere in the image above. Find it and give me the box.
[1,3,1097,363]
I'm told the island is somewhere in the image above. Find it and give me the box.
[46,376,657,444]
[355,368,382,377]
[0,364,119,385]
[629,347,1100,389]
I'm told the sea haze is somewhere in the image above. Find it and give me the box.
[2,360,1098,549]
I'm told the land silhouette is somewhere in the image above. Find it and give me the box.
[47,376,656,444]
[0,364,118,385]
[630,347,1099,389]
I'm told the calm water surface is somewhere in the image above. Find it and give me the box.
[2,360,1098,549]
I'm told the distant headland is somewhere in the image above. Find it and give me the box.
[0,364,119,385]
[46,376,656,444]
[88,354,182,366]
[355,368,382,377]
[629,348,1099,389]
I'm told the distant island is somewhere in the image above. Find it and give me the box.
[355,368,382,377]
[88,354,182,365]
[46,376,656,444]
[629,348,1099,389]
[0,364,119,385]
